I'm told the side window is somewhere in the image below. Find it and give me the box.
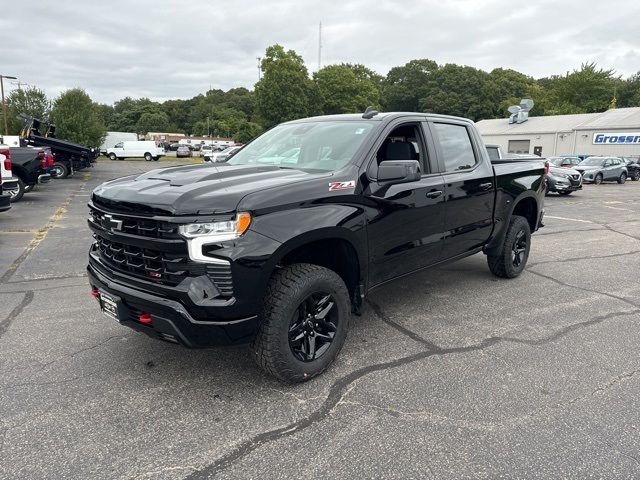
[433,123,477,172]
[114,142,123,148]
[375,123,427,174]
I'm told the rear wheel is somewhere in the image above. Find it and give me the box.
[144,152,152,161]
[252,263,350,383]
[618,172,627,184]
[52,162,69,179]
[487,215,531,279]
[6,177,25,202]
[594,173,603,185]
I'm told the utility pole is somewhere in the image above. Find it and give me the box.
[0,74,18,136]
[256,56,262,81]
[318,21,322,71]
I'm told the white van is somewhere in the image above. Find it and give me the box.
[100,132,138,154]
[106,141,164,161]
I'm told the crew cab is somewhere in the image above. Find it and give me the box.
[87,112,546,382]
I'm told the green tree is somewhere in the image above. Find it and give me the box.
[618,72,640,107]
[231,120,263,144]
[255,44,312,128]
[136,111,170,134]
[547,63,619,113]
[95,103,115,130]
[314,63,382,114]
[6,87,50,134]
[420,64,493,121]
[49,88,105,146]
[381,59,438,111]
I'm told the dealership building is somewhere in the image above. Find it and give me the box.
[476,107,640,158]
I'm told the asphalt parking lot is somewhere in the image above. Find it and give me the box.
[1,160,639,479]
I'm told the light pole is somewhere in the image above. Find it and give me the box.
[1,74,18,136]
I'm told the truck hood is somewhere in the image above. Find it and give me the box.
[92,163,330,216]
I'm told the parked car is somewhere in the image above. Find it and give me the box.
[574,156,628,184]
[547,156,582,168]
[0,149,15,212]
[204,145,242,163]
[620,157,640,181]
[106,141,164,161]
[546,165,582,195]
[87,111,546,382]
[176,145,192,158]
[167,143,181,151]
[4,146,53,202]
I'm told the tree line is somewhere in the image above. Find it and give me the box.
[5,43,640,147]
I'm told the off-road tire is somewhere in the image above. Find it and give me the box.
[52,162,69,179]
[487,215,531,279]
[7,177,25,202]
[618,172,627,184]
[252,263,350,383]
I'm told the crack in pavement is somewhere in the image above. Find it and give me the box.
[0,282,88,295]
[604,224,640,242]
[0,291,34,340]
[185,291,640,478]
[527,250,640,268]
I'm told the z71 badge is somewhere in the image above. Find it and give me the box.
[329,181,356,191]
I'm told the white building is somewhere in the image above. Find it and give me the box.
[476,107,640,158]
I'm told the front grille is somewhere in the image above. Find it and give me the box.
[90,206,180,239]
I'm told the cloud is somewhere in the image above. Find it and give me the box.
[1,0,638,104]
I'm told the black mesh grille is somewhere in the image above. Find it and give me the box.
[89,206,180,239]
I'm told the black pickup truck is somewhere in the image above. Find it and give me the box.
[87,111,546,382]
[4,146,53,202]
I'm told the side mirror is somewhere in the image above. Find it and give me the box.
[377,160,421,184]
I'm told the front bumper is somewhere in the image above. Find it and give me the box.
[88,262,258,347]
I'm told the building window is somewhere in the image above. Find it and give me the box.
[508,140,530,154]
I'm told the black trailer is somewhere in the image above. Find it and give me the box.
[20,117,99,178]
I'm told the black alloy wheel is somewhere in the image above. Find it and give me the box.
[511,229,527,268]
[288,292,338,362]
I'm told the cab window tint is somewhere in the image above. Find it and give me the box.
[433,123,476,172]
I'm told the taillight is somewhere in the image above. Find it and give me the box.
[1,148,11,172]
[39,150,46,169]
[544,161,550,175]
[47,154,54,167]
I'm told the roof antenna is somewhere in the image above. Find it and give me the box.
[362,106,379,119]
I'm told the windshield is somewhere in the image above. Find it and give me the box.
[228,121,375,171]
[580,157,605,166]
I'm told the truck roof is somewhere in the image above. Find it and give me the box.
[284,112,475,125]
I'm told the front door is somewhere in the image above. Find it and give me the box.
[364,120,446,286]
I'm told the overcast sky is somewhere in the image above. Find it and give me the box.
[1,0,638,105]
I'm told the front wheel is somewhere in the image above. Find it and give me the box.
[6,177,25,202]
[487,215,531,279]
[108,153,117,161]
[618,172,627,184]
[252,263,350,383]
[52,162,69,179]
[594,173,603,185]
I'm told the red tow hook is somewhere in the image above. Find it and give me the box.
[138,313,152,325]
[91,288,100,298]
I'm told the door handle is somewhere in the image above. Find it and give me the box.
[479,182,493,190]
[426,190,443,199]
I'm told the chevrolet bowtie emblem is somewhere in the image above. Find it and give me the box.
[103,214,123,232]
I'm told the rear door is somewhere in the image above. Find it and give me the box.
[428,120,495,259]
[365,118,446,286]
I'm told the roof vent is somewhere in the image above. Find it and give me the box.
[508,99,534,124]
[362,106,379,119]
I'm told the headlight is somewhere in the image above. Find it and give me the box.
[179,212,252,239]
